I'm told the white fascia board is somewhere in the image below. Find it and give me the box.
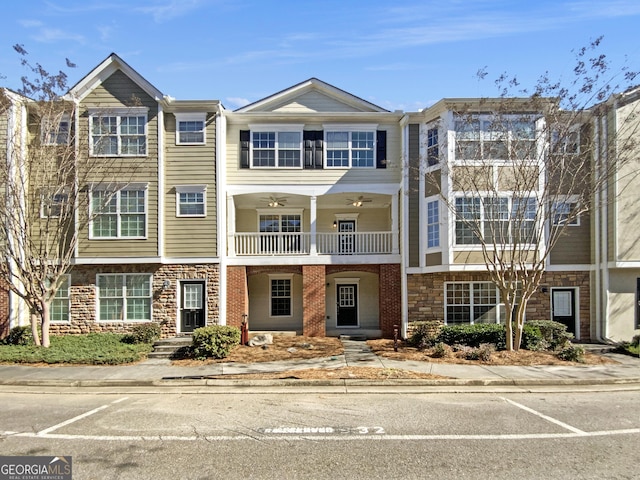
[225,183,401,197]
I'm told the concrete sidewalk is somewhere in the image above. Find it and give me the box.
[0,340,638,389]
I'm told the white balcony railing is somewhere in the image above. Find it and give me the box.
[233,232,393,256]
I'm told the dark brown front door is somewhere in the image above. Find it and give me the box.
[552,288,576,336]
[180,281,205,333]
[337,284,358,327]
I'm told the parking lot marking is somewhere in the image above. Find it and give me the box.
[36,397,129,436]
[501,397,586,434]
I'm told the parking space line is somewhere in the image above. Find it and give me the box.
[500,397,586,434]
[36,396,129,436]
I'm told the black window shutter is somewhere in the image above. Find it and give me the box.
[303,130,324,169]
[376,130,387,169]
[240,130,250,168]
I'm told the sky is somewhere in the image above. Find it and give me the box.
[1,0,639,111]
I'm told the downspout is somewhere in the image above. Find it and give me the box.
[216,107,227,325]
[600,112,611,341]
[157,101,164,259]
[400,117,409,339]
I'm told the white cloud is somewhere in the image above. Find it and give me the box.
[135,0,206,23]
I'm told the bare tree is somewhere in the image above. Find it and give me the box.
[423,38,639,350]
[0,45,140,346]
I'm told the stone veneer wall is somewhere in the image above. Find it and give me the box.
[49,263,220,338]
[407,271,591,341]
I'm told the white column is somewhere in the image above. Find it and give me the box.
[310,196,317,255]
[391,192,399,254]
[227,194,236,256]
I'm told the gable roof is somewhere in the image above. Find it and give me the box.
[65,53,163,102]
[234,78,388,113]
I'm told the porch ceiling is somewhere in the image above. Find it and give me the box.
[233,192,392,209]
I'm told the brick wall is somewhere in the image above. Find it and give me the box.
[379,264,401,337]
[0,277,9,340]
[49,263,220,338]
[302,265,326,336]
[407,270,591,341]
[226,266,248,329]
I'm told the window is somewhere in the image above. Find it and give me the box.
[326,130,375,168]
[445,282,502,324]
[552,128,580,155]
[41,114,70,145]
[176,185,206,217]
[49,275,70,323]
[90,186,147,239]
[551,198,580,226]
[455,117,536,160]
[97,274,152,321]
[41,192,69,218]
[270,276,292,317]
[427,127,439,166]
[176,114,205,145]
[455,196,537,245]
[90,109,147,156]
[251,128,302,168]
[426,199,440,248]
[259,212,302,254]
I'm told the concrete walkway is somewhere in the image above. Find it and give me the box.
[0,340,638,389]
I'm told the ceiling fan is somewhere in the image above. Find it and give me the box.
[261,196,288,207]
[346,196,372,207]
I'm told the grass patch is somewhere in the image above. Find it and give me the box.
[0,333,153,365]
[619,343,640,356]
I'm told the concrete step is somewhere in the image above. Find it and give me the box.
[149,336,193,359]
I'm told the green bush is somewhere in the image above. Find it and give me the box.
[431,342,452,358]
[192,325,241,359]
[556,344,585,363]
[4,326,33,346]
[122,322,162,344]
[522,324,550,351]
[0,333,152,364]
[524,320,574,350]
[436,323,506,349]
[408,321,442,349]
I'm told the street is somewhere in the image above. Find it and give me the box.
[1,388,639,479]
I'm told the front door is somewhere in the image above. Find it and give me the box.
[180,281,205,333]
[338,220,356,254]
[337,284,358,327]
[552,288,576,336]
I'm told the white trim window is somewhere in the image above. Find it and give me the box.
[454,196,537,245]
[41,191,69,218]
[176,113,206,145]
[259,209,303,254]
[250,125,302,168]
[49,275,71,323]
[89,108,148,156]
[426,127,439,166]
[551,127,580,155]
[97,274,152,322]
[426,198,440,248]
[90,185,148,239]
[269,274,292,317]
[445,282,502,324]
[551,197,580,226]
[176,185,207,217]
[454,116,536,160]
[325,127,376,168]
[41,113,70,145]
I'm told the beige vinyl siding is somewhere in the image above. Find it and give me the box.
[226,122,401,185]
[407,124,421,267]
[77,70,159,258]
[453,251,486,264]
[164,112,217,257]
[317,208,391,232]
[550,213,591,264]
[614,101,640,261]
[247,273,304,332]
[269,91,364,113]
[326,272,380,330]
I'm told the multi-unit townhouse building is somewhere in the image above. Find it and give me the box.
[1,54,638,343]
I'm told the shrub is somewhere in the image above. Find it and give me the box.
[525,320,574,350]
[631,334,640,347]
[122,322,162,344]
[408,321,442,349]
[464,343,495,361]
[522,324,550,351]
[556,344,585,363]
[192,325,241,359]
[431,342,452,358]
[4,326,33,346]
[436,323,506,349]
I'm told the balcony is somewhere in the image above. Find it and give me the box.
[233,232,394,256]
